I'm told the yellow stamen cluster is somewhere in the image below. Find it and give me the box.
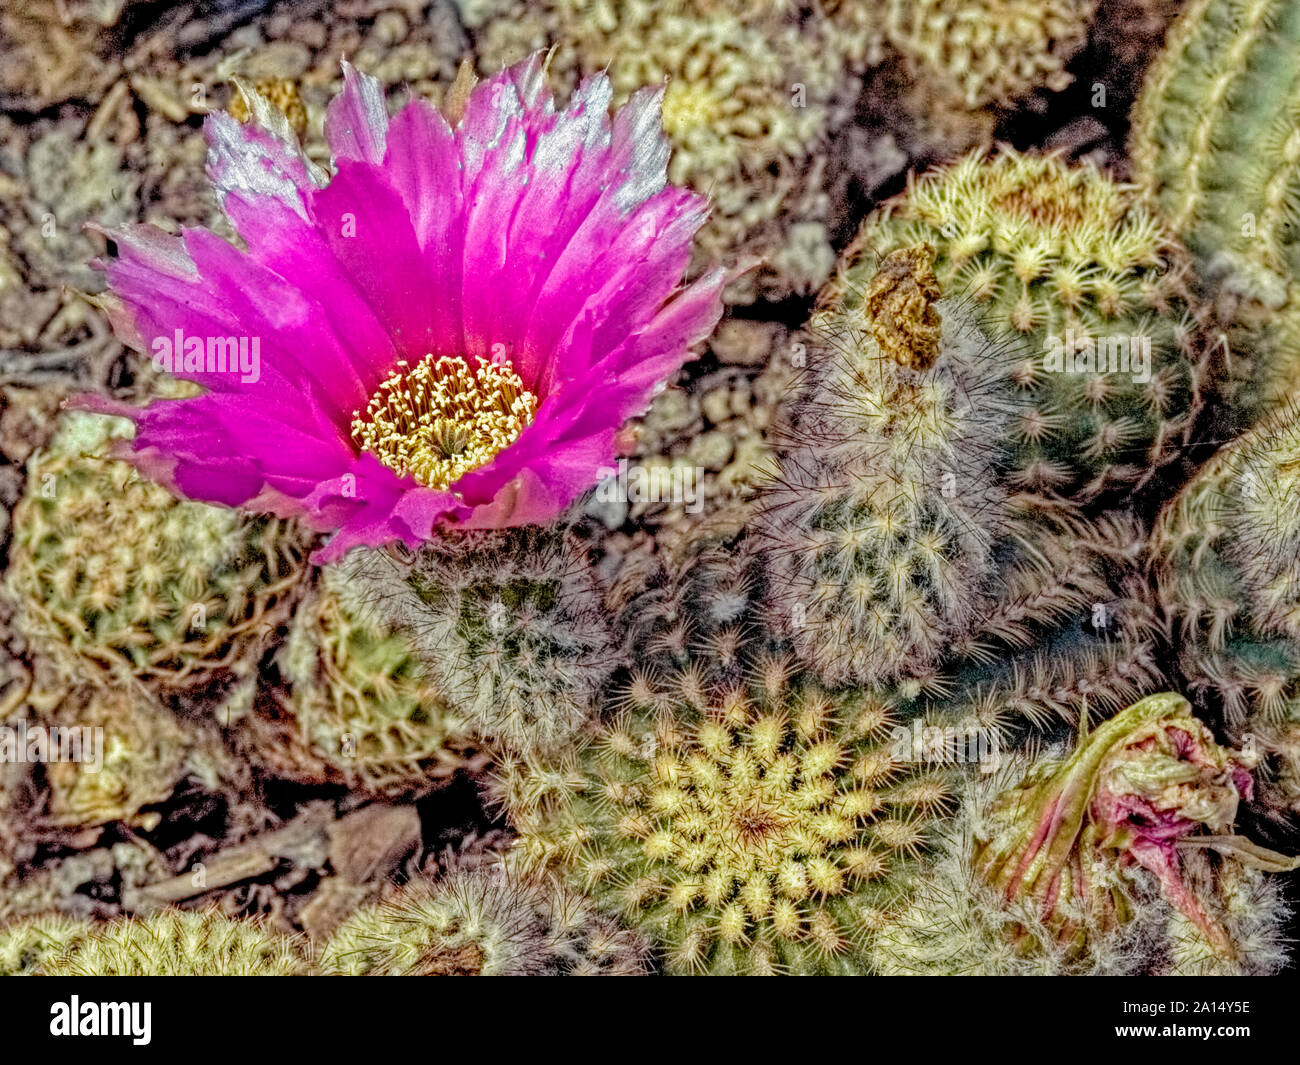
[351,355,538,490]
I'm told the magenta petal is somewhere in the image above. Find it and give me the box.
[205,109,317,221]
[223,192,398,397]
[324,60,389,165]
[383,99,466,356]
[308,161,443,362]
[308,456,464,563]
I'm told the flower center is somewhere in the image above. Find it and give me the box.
[350,354,538,490]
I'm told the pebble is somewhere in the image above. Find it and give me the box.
[710,319,776,367]
[687,429,734,472]
[700,385,733,427]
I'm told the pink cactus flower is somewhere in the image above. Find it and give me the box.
[79,57,727,562]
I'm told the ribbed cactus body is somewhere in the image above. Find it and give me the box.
[608,519,767,692]
[319,867,647,976]
[505,659,952,975]
[1131,0,1300,407]
[1154,406,1300,801]
[763,278,1020,684]
[849,150,1208,500]
[339,528,614,757]
[759,245,1163,709]
[917,511,1164,733]
[883,0,1097,109]
[258,566,479,795]
[38,910,308,976]
[5,413,308,695]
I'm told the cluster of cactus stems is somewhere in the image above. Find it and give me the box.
[0,411,298,830]
[0,877,645,976]
[13,0,1300,977]
[759,243,1165,733]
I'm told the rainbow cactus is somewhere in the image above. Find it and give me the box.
[503,656,953,975]
[882,0,1098,109]
[846,149,1210,501]
[761,245,1024,686]
[36,909,308,976]
[252,565,481,795]
[1153,404,1300,806]
[1131,0,1300,408]
[15,0,1300,986]
[759,245,1165,715]
[319,867,648,976]
[340,527,615,758]
[5,412,309,698]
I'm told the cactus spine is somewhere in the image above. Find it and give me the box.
[339,527,615,758]
[5,412,308,697]
[319,867,648,976]
[38,909,308,976]
[760,245,1165,717]
[1153,404,1300,805]
[254,565,481,795]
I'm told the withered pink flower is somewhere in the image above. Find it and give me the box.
[81,57,726,562]
[976,692,1294,958]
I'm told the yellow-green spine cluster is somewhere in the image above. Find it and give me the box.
[6,412,308,695]
[259,565,479,795]
[505,659,952,975]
